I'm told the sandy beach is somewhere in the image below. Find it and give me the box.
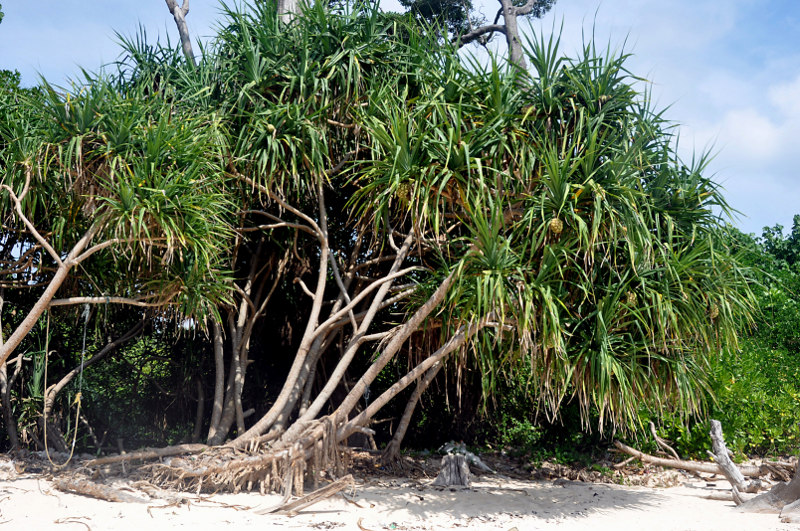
[1,458,795,531]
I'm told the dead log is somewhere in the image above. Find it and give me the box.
[736,464,800,517]
[780,498,800,523]
[86,443,208,466]
[256,474,354,515]
[708,419,761,493]
[53,478,147,503]
[432,455,470,487]
[613,440,773,477]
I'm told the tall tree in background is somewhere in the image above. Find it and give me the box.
[164,0,196,66]
[403,0,556,68]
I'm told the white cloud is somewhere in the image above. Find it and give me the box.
[768,74,800,117]
[715,108,782,160]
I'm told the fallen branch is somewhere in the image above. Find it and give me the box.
[86,443,208,467]
[613,441,775,478]
[256,474,354,515]
[53,478,147,503]
[650,421,680,460]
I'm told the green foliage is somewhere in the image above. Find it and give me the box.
[82,330,200,447]
[650,340,800,458]
[399,0,478,35]
[0,1,755,455]
[640,225,800,459]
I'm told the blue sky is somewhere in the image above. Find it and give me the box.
[1,0,798,236]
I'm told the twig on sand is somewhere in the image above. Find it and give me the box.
[54,516,92,531]
[357,517,378,531]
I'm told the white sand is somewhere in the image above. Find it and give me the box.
[0,468,795,531]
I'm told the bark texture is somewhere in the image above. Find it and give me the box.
[164,0,196,66]
[736,463,800,517]
[432,455,471,487]
[709,419,761,494]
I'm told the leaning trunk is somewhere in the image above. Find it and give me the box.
[382,362,442,463]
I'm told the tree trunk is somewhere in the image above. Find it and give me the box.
[0,288,19,451]
[277,0,301,24]
[230,190,332,444]
[382,361,442,463]
[295,234,415,425]
[337,311,487,443]
[432,455,471,487]
[164,0,196,66]
[736,462,800,517]
[206,320,226,443]
[0,222,103,367]
[709,419,761,494]
[0,361,18,451]
[191,377,205,443]
[499,0,526,70]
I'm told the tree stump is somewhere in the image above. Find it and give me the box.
[432,454,470,487]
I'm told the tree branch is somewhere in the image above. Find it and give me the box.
[1,182,62,266]
[164,0,195,66]
[455,24,507,47]
[48,296,166,308]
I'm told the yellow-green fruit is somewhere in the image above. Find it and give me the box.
[549,217,563,234]
[397,182,413,205]
[626,291,637,305]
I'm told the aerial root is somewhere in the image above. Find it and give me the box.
[134,415,351,496]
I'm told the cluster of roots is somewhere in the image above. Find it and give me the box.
[141,417,349,496]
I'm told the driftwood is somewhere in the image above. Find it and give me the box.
[736,465,800,521]
[613,441,789,478]
[53,478,147,503]
[256,474,354,515]
[86,443,208,467]
[649,421,680,460]
[708,419,761,494]
[432,455,470,487]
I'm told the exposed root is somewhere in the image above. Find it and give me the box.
[135,415,350,497]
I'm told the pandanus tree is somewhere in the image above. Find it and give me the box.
[0,56,234,446]
[110,2,752,486]
[2,1,752,493]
